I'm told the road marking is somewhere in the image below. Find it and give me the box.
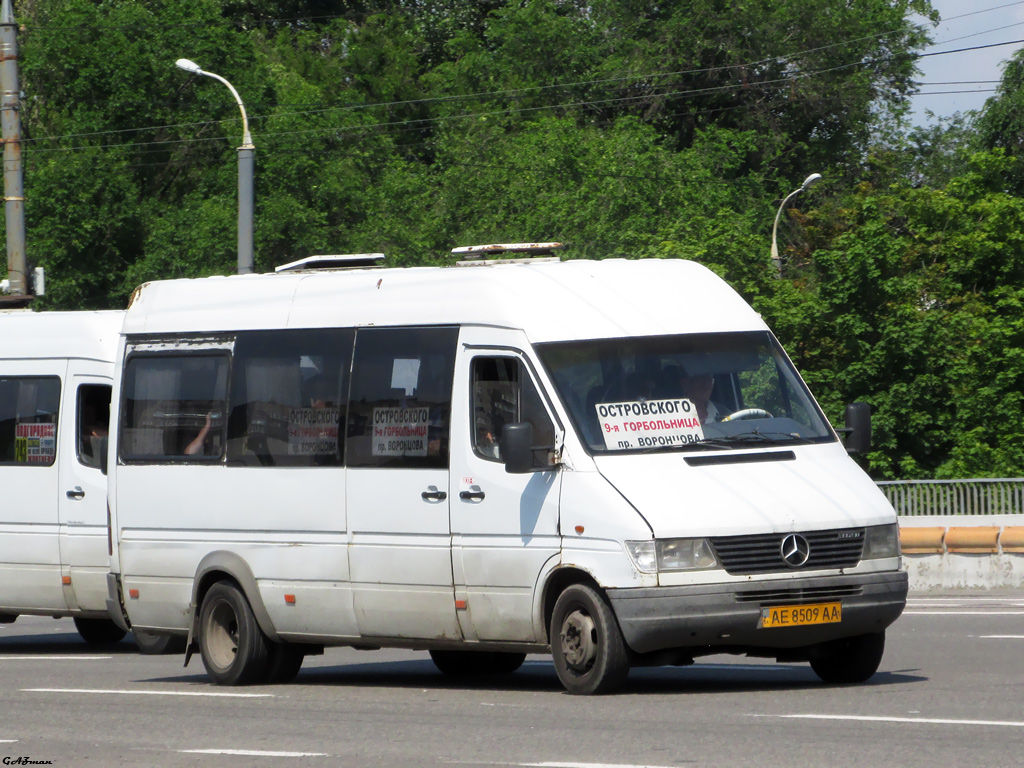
[521,763,677,768]
[981,635,1024,639]
[24,688,272,698]
[0,655,112,660]
[763,714,1024,728]
[908,598,1024,603]
[0,740,17,743]
[181,749,328,757]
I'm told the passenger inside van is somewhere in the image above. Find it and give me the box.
[184,414,212,456]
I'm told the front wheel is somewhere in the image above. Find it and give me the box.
[198,581,269,685]
[550,584,629,695]
[809,631,885,684]
[73,617,127,645]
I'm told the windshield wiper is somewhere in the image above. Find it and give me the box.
[623,432,817,455]
[705,431,817,446]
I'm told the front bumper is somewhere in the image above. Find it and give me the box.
[607,570,908,654]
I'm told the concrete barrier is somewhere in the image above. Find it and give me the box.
[899,526,945,554]
[899,515,1024,589]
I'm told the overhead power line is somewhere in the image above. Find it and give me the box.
[14,13,1024,154]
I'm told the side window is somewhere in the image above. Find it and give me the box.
[472,356,556,467]
[77,384,111,470]
[0,376,60,465]
[346,327,458,469]
[226,329,354,467]
[120,354,229,461]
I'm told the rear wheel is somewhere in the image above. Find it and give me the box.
[133,629,187,655]
[809,631,886,684]
[198,581,269,685]
[550,584,629,695]
[429,650,526,676]
[73,617,127,645]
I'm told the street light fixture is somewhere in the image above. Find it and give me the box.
[770,172,821,278]
[175,58,254,275]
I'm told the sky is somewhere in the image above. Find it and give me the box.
[909,0,1024,125]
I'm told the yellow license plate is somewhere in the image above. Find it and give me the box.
[759,602,842,629]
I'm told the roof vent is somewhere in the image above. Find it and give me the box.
[452,242,563,266]
[275,254,385,273]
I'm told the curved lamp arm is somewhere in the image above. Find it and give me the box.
[175,58,253,148]
[770,173,822,277]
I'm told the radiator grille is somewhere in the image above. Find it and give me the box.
[709,528,865,575]
[734,584,864,604]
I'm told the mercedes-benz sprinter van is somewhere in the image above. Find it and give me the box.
[106,249,906,693]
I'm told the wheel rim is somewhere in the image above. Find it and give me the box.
[559,608,597,673]
[205,598,240,671]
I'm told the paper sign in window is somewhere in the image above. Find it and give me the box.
[595,399,703,450]
[15,423,56,463]
[287,406,340,456]
[372,406,429,456]
[390,359,421,396]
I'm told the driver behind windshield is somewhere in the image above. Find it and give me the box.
[667,366,721,426]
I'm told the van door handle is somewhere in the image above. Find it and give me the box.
[459,490,486,501]
[421,486,447,502]
[66,487,85,500]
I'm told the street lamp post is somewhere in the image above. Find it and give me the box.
[770,173,821,278]
[175,58,254,275]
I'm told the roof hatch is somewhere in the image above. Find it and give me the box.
[275,254,386,273]
[452,242,563,266]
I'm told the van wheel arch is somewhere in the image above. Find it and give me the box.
[189,552,279,644]
[541,567,604,640]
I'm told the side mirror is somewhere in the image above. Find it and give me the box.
[500,422,534,474]
[844,402,871,455]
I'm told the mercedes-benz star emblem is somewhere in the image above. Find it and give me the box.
[780,533,810,567]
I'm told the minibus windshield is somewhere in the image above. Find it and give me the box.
[535,331,835,454]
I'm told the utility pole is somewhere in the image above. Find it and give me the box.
[0,0,26,298]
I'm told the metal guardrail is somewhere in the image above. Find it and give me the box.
[877,478,1024,517]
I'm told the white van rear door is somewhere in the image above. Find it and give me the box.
[57,371,112,612]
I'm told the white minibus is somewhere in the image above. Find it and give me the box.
[0,309,178,652]
[106,249,906,693]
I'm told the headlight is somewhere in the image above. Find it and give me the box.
[625,538,719,573]
[625,540,657,573]
[863,523,900,559]
[657,538,719,571]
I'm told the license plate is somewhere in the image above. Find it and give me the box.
[759,602,842,629]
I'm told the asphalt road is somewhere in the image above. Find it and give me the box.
[2,592,1023,768]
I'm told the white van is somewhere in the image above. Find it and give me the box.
[0,309,181,653]
[106,250,906,693]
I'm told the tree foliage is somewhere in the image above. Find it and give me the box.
[7,0,1024,479]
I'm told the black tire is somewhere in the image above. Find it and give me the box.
[133,629,187,655]
[429,650,526,677]
[198,581,269,685]
[73,617,127,645]
[263,643,305,684]
[810,631,886,684]
[550,584,629,695]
